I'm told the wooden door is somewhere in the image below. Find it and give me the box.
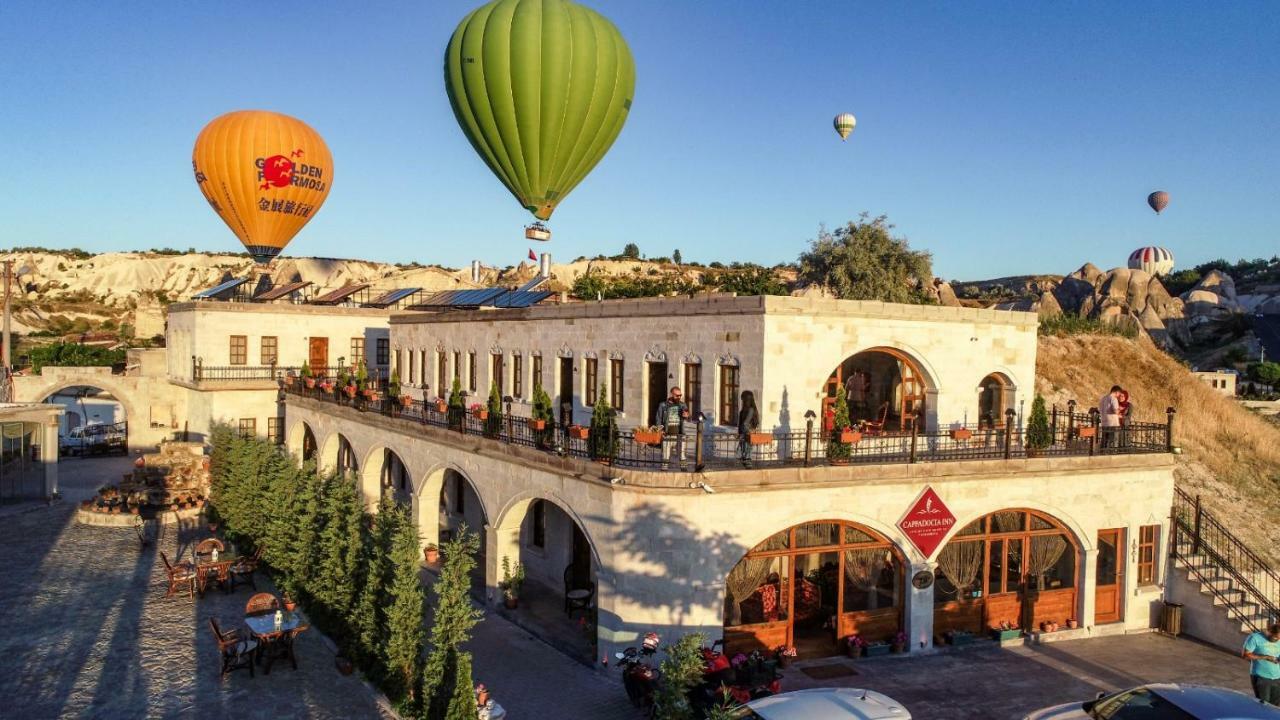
[558,357,574,425]
[1095,528,1125,624]
[899,365,924,431]
[647,362,667,425]
[308,337,328,375]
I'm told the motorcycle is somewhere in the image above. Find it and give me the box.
[616,632,662,715]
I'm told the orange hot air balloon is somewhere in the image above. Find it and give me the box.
[192,110,333,263]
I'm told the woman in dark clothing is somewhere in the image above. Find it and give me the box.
[736,390,760,465]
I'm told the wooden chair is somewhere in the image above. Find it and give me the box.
[209,618,256,677]
[563,565,595,619]
[861,402,890,436]
[245,592,280,616]
[229,547,262,591]
[195,538,225,559]
[161,552,197,599]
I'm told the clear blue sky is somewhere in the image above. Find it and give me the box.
[1,1,1276,280]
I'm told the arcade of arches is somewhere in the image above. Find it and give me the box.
[933,509,1079,638]
[723,520,905,657]
[823,348,928,433]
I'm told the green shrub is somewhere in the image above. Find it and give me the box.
[1038,315,1139,339]
[827,392,852,461]
[1026,395,1052,451]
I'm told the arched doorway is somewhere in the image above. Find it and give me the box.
[301,424,317,462]
[933,509,1079,638]
[42,385,126,456]
[724,520,905,658]
[977,373,1012,429]
[437,469,488,594]
[360,447,410,510]
[335,435,358,476]
[823,348,929,433]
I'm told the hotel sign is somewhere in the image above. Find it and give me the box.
[898,486,956,560]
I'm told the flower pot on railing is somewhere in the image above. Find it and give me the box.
[304,378,316,389]
[839,429,861,444]
[1077,426,1097,439]
[950,428,973,441]
[400,395,413,409]
[435,400,448,413]
[343,386,357,399]
[365,391,380,402]
[473,409,489,421]
[633,429,663,446]
[749,431,774,446]
[568,425,590,440]
[528,418,547,431]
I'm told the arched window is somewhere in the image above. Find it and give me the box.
[978,374,1011,429]
[723,520,904,658]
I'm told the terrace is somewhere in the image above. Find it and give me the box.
[282,381,1174,475]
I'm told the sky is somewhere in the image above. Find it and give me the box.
[1,1,1277,280]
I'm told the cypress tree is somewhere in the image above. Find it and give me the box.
[313,473,367,635]
[289,466,329,600]
[422,528,484,720]
[444,652,476,720]
[384,503,426,703]
[354,497,399,676]
[484,381,503,437]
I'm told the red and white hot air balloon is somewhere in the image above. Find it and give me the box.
[1127,246,1175,277]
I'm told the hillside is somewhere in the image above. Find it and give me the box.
[1036,334,1280,561]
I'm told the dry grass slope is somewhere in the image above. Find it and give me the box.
[1037,334,1280,562]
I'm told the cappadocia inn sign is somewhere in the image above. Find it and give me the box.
[897,486,956,559]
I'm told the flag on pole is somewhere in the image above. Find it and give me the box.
[528,249,537,262]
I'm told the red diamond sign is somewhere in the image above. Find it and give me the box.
[897,486,956,560]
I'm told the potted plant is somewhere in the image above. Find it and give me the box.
[1066,618,1078,629]
[827,393,853,464]
[354,359,369,394]
[530,385,553,432]
[301,361,315,388]
[321,380,335,394]
[499,556,525,609]
[864,640,890,657]
[475,684,490,708]
[838,426,861,444]
[471,403,489,421]
[749,430,774,445]
[990,620,1021,642]
[447,377,466,430]
[588,386,617,463]
[845,634,865,659]
[568,425,590,440]
[283,594,298,612]
[484,381,504,437]
[890,631,907,654]
[343,384,357,399]
[423,543,440,564]
[1025,394,1051,458]
[387,369,401,401]
[633,425,664,446]
[775,645,797,668]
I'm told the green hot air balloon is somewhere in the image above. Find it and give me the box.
[445,0,636,228]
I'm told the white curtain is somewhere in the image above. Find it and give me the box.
[937,540,984,600]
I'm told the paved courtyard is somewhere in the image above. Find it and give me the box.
[2,455,1259,719]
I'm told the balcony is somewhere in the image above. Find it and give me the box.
[282,381,1174,475]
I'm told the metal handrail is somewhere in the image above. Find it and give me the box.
[1172,487,1280,632]
[283,382,1173,473]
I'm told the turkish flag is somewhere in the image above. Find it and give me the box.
[528,249,537,262]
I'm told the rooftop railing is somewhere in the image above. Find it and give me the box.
[283,380,1175,473]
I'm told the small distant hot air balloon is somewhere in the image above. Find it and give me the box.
[834,113,856,141]
[1128,246,1175,277]
[445,0,636,243]
[1147,191,1169,215]
[192,110,333,264]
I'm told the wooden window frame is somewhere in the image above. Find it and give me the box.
[438,351,448,395]
[267,416,282,445]
[1137,524,1159,586]
[260,336,278,366]
[585,357,598,407]
[532,354,543,391]
[238,417,256,438]
[610,358,624,411]
[512,354,524,399]
[376,338,390,366]
[350,337,365,368]
[683,362,702,418]
[468,351,477,392]
[229,335,247,366]
[718,364,739,426]
[491,353,505,396]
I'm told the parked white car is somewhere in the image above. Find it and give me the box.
[1024,683,1280,719]
[729,688,911,719]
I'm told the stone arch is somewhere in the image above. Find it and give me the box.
[492,491,603,571]
[286,419,317,464]
[318,431,358,477]
[27,376,139,445]
[359,444,412,511]
[975,369,1019,428]
[414,463,490,552]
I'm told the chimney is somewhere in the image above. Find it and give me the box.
[471,260,481,284]
[539,252,551,279]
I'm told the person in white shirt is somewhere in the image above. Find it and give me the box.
[1098,385,1122,447]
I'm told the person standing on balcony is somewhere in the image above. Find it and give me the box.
[656,386,688,467]
[1243,623,1280,705]
[1098,385,1122,447]
[736,390,760,467]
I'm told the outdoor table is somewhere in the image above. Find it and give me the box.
[196,557,236,596]
[244,612,303,674]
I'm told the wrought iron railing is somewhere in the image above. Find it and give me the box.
[283,381,1174,474]
[1172,487,1280,634]
[192,363,389,384]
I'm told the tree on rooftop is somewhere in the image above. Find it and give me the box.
[421,528,484,720]
[797,213,935,304]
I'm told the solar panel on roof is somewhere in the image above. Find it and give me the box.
[364,287,421,308]
[492,290,552,308]
[451,288,505,306]
[310,283,369,305]
[516,275,549,293]
[254,280,311,301]
[193,277,248,299]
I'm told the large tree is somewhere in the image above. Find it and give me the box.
[797,213,934,304]
[422,528,485,720]
[384,502,426,703]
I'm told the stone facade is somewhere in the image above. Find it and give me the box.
[1193,370,1237,397]
[0,402,61,499]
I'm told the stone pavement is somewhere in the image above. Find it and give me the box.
[0,455,392,719]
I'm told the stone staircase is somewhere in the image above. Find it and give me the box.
[1167,488,1280,652]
